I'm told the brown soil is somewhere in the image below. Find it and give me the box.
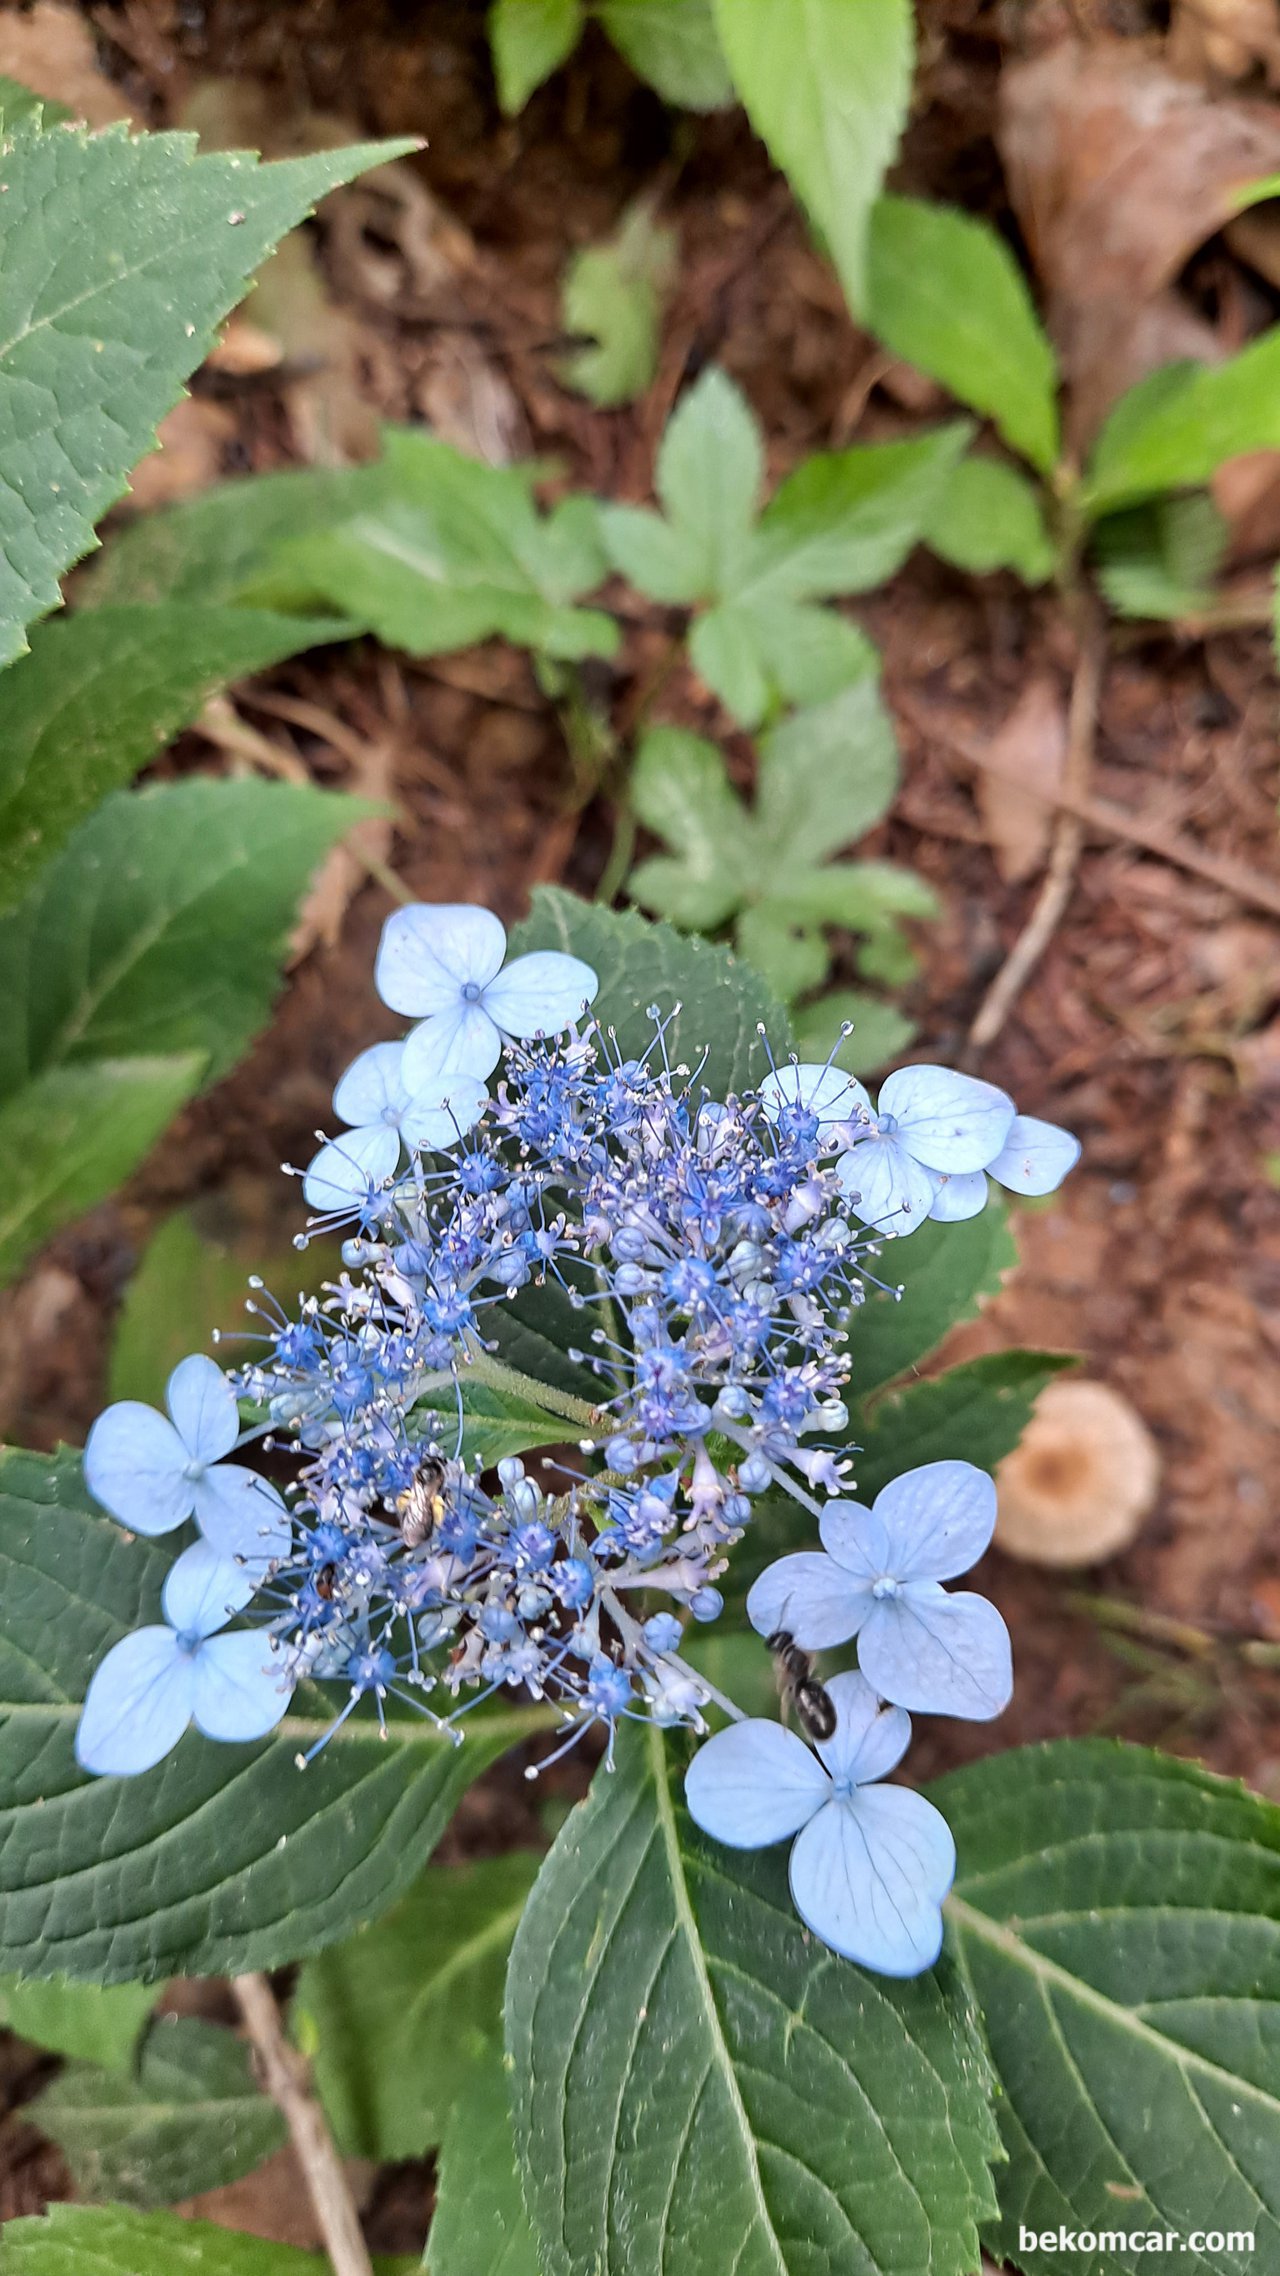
[2,0,1279,2255]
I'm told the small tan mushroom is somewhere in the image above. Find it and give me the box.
[994,1378,1160,1567]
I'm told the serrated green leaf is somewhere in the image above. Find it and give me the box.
[419,1378,585,1467]
[756,676,898,862]
[0,776,371,1099]
[1093,492,1227,621]
[509,884,789,1097]
[560,201,676,408]
[600,0,733,109]
[490,0,584,113]
[791,987,913,1077]
[485,1267,615,1413]
[0,116,411,666]
[81,462,375,610]
[867,197,1060,472]
[0,1053,204,1287]
[258,430,617,663]
[628,725,755,927]
[1083,332,1280,515]
[0,1974,154,2071]
[31,2015,284,2208]
[746,599,879,709]
[656,366,763,593]
[300,1853,538,2160]
[850,1201,1019,1400]
[924,455,1056,585]
[713,0,914,315]
[853,1349,1074,1500]
[744,424,971,603]
[0,1449,544,1983]
[0,604,344,914]
[429,2044,542,2276]
[936,1740,1280,2274]
[506,1720,1000,2276]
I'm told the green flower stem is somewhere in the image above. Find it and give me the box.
[464,1347,598,1431]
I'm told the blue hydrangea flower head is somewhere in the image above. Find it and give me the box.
[303,1041,488,1211]
[746,1459,1012,1720]
[684,1670,955,1974]
[928,1114,1082,1222]
[375,903,598,1083]
[76,1540,293,1777]
[84,1354,290,1560]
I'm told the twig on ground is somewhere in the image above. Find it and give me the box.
[966,602,1106,1052]
[232,1971,373,2276]
[897,691,1280,925]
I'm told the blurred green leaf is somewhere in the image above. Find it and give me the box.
[602,370,965,724]
[81,463,376,610]
[1093,492,1227,620]
[1084,333,1280,514]
[0,2204,415,2274]
[867,197,1059,472]
[108,1206,335,1408]
[258,430,617,664]
[854,1349,1075,1500]
[0,1975,155,2072]
[713,0,914,315]
[600,0,733,109]
[490,0,584,114]
[429,2044,542,2276]
[31,2016,284,2208]
[0,1055,204,1288]
[0,78,71,129]
[299,1853,539,2159]
[560,200,676,408]
[791,987,913,1077]
[924,455,1056,585]
[0,604,345,916]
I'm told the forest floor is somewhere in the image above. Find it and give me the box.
[1,0,1279,2253]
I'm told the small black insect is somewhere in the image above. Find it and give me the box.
[315,1562,337,1602]
[766,1626,837,1743]
[396,1452,449,1549]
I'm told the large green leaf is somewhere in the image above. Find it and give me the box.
[1083,331,1280,515]
[30,2015,284,2208]
[655,366,763,595]
[937,1740,1280,2274]
[600,0,733,109]
[0,603,344,914]
[509,885,789,1097]
[429,2045,542,2276]
[0,1053,204,1287]
[853,1349,1073,1501]
[0,776,370,1097]
[743,426,970,604]
[0,114,409,667]
[713,0,914,314]
[506,1721,1000,2276]
[108,1206,337,1407]
[0,1973,154,2071]
[299,1852,539,2159]
[866,197,1059,473]
[850,1202,1019,1401]
[257,429,617,664]
[0,1449,543,1984]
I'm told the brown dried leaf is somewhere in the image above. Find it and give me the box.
[998,39,1280,444]
[975,676,1067,884]
[0,2,131,126]
[1168,0,1280,88]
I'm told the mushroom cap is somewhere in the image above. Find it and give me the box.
[995,1377,1160,1568]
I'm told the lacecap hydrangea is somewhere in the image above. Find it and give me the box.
[75,900,1079,1978]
